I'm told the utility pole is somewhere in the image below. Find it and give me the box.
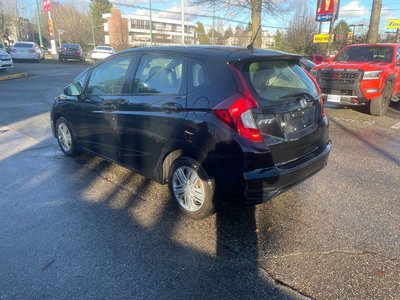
[367,0,382,43]
[149,0,153,46]
[35,0,44,47]
[326,0,339,56]
[212,0,215,45]
[90,13,96,49]
[181,0,185,44]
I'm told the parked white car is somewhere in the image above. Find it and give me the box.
[10,42,42,62]
[0,50,13,72]
[91,45,115,62]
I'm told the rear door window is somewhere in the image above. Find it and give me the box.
[132,54,184,95]
[244,60,319,104]
[189,59,208,92]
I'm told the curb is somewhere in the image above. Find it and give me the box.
[0,73,29,81]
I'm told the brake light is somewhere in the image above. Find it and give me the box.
[213,63,262,142]
[319,96,326,117]
[213,95,262,142]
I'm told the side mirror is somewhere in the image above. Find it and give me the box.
[326,57,333,63]
[397,58,400,65]
[64,83,82,97]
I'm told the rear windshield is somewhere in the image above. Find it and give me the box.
[62,44,79,49]
[14,42,33,48]
[96,46,112,51]
[244,60,319,103]
[334,46,394,63]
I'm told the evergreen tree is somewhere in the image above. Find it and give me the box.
[90,0,112,46]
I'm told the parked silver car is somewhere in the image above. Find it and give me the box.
[0,50,13,72]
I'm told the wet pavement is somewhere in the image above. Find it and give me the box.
[0,62,399,299]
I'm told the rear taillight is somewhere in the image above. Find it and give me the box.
[213,95,262,142]
[304,67,326,119]
[320,96,326,117]
[213,64,262,142]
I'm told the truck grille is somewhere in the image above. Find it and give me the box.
[317,69,361,85]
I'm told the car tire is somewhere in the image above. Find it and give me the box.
[55,117,81,156]
[370,81,392,116]
[168,157,215,219]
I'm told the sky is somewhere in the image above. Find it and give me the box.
[111,0,400,35]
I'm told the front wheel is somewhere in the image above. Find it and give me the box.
[168,157,215,219]
[370,81,392,116]
[56,117,81,156]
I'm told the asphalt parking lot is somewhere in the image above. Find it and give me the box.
[0,61,399,299]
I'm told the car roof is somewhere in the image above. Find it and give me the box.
[120,46,300,61]
[14,41,35,45]
[345,43,397,48]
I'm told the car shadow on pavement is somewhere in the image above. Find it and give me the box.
[0,140,297,299]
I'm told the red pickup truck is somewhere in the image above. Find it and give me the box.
[310,43,400,116]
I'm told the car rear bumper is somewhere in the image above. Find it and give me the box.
[243,142,331,204]
[11,53,38,60]
[59,54,82,59]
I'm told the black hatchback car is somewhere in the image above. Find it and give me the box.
[58,43,84,61]
[51,46,330,219]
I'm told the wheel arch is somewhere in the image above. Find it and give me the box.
[158,146,206,184]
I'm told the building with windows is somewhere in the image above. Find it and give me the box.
[103,7,197,49]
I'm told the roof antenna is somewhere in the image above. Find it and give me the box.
[247,25,261,51]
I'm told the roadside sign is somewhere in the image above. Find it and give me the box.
[387,19,400,29]
[316,0,340,22]
[43,0,51,12]
[313,34,334,43]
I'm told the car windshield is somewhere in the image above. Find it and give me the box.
[244,60,319,104]
[14,43,33,48]
[334,46,394,63]
[96,46,112,51]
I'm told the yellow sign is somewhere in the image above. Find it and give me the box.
[313,34,333,43]
[387,19,400,29]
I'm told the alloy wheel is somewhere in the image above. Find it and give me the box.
[57,123,72,153]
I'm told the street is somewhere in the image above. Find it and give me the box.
[0,61,399,299]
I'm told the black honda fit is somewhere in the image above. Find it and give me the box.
[51,46,330,219]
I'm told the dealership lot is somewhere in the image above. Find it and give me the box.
[0,62,399,299]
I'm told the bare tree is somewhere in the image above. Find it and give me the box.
[284,3,317,54]
[40,0,92,48]
[190,0,287,48]
[366,0,382,43]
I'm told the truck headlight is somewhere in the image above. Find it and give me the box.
[363,71,382,80]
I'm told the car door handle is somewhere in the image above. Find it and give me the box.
[117,98,128,105]
[103,103,116,112]
[161,103,183,113]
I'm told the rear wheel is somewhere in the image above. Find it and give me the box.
[56,118,81,156]
[370,81,392,116]
[168,157,215,219]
